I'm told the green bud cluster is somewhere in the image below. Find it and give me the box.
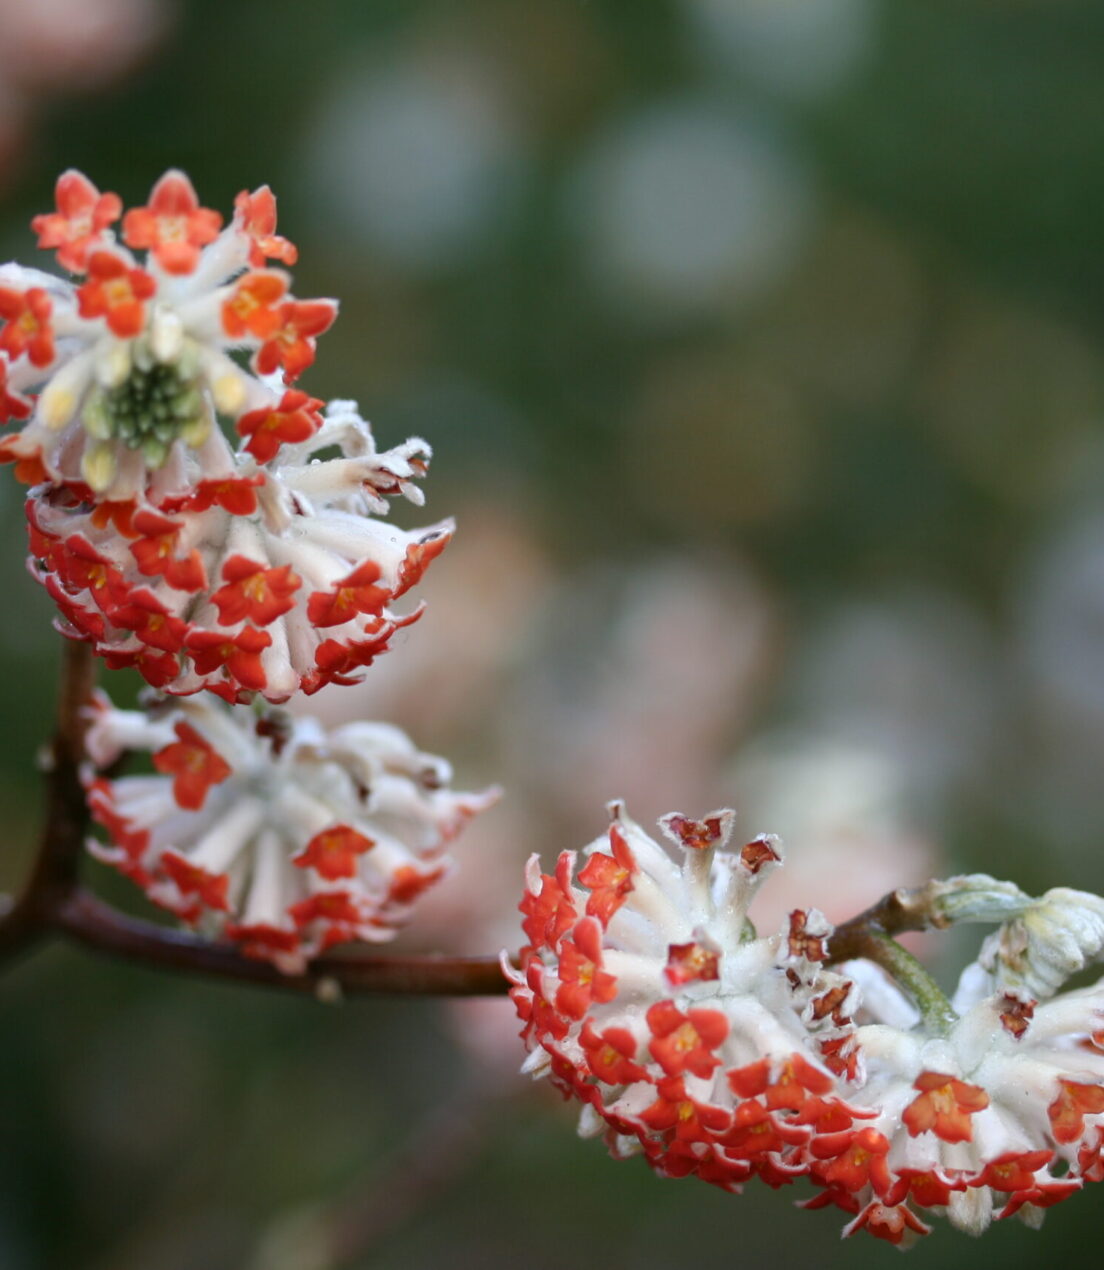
[82,341,208,468]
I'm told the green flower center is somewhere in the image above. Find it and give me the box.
[81,344,208,469]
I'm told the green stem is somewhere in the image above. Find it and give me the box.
[860,930,958,1035]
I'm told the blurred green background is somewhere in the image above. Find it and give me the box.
[4,0,1104,1265]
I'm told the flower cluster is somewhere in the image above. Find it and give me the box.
[827,977,1104,1243]
[507,805,863,1191]
[510,806,1104,1246]
[85,691,498,972]
[1,171,451,701]
[1,169,323,498]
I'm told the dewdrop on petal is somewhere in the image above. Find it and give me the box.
[83,691,499,972]
[506,803,865,1193]
[0,169,333,499]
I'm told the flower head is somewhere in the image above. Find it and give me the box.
[2,169,335,500]
[84,691,499,972]
[820,978,1104,1243]
[511,815,1104,1246]
[508,804,863,1193]
[810,882,1104,1243]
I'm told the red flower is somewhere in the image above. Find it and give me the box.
[236,389,323,462]
[884,1168,960,1210]
[526,958,573,1044]
[185,626,272,692]
[129,509,207,592]
[811,1127,892,1197]
[161,850,231,911]
[1079,1126,1104,1183]
[122,170,223,275]
[87,778,150,864]
[554,917,618,1019]
[3,447,48,484]
[31,170,122,273]
[45,575,106,639]
[388,865,446,905]
[639,1077,731,1141]
[307,561,389,627]
[152,721,233,811]
[221,270,287,340]
[520,852,577,951]
[225,922,299,958]
[288,891,364,929]
[753,1152,812,1190]
[254,299,337,381]
[102,644,180,688]
[77,251,156,338]
[902,1071,989,1144]
[58,534,131,611]
[996,1177,1081,1221]
[394,529,452,599]
[165,475,265,517]
[89,500,139,537]
[234,186,298,268]
[844,1202,930,1247]
[797,1097,863,1136]
[646,1001,728,1079]
[0,287,54,366]
[728,1052,835,1115]
[292,824,375,881]
[578,820,637,925]
[664,940,720,986]
[717,1100,810,1159]
[211,555,301,627]
[974,1149,1053,1192]
[111,588,189,652]
[311,622,407,684]
[1048,1079,1104,1145]
[579,1020,648,1085]
[693,1148,754,1191]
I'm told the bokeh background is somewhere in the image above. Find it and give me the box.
[3,0,1104,1265]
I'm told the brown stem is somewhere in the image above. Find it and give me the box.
[825,882,946,965]
[37,639,96,890]
[56,888,510,996]
[0,639,95,961]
